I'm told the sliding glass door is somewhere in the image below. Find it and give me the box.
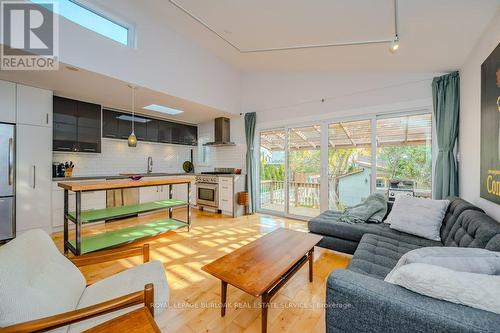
[257,112,433,220]
[376,114,433,200]
[328,120,372,211]
[287,125,321,218]
[259,129,286,214]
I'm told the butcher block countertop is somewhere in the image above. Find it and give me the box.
[57,177,193,192]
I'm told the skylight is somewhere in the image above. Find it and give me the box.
[143,104,184,115]
[32,0,130,46]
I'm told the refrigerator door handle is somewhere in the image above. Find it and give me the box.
[33,165,36,189]
[8,138,13,186]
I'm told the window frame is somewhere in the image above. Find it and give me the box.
[33,0,135,47]
[255,108,435,219]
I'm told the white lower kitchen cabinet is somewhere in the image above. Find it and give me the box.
[16,124,52,233]
[219,177,234,215]
[169,176,196,204]
[140,185,161,203]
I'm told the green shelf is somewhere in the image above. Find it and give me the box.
[69,218,186,254]
[68,199,187,223]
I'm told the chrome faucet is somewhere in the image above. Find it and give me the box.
[147,156,153,173]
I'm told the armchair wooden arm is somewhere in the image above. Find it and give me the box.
[0,284,154,333]
[70,244,150,267]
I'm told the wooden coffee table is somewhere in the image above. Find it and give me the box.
[202,228,322,333]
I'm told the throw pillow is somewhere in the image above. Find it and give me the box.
[386,263,500,315]
[387,196,450,241]
[385,247,500,281]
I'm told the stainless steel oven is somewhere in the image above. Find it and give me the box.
[195,175,218,208]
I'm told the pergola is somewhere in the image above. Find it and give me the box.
[260,114,432,151]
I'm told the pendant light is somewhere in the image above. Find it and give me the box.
[128,85,137,147]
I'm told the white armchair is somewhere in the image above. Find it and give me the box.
[0,229,169,332]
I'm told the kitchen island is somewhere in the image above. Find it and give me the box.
[58,178,192,256]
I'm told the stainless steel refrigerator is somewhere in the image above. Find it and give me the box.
[0,123,15,241]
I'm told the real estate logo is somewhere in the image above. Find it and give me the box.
[1,1,58,70]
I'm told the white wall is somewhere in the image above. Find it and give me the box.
[54,139,197,176]
[51,0,241,114]
[241,72,439,125]
[459,9,500,220]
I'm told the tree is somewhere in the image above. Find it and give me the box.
[378,145,432,189]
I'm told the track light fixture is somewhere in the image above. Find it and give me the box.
[389,35,400,54]
[168,0,401,53]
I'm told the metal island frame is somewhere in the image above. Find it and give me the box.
[58,178,192,256]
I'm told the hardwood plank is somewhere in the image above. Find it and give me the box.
[58,177,192,192]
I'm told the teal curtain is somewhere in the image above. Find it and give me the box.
[245,112,257,213]
[432,71,460,199]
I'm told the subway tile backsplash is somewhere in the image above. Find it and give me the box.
[53,139,198,176]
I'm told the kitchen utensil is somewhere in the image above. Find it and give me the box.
[183,161,194,173]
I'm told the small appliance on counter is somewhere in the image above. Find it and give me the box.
[52,162,65,178]
[53,161,74,178]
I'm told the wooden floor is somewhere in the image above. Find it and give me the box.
[52,208,351,333]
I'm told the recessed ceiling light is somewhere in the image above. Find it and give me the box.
[143,104,184,115]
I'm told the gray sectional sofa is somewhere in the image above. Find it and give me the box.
[308,197,500,333]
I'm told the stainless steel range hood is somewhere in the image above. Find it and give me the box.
[204,117,235,146]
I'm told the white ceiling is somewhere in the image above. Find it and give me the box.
[159,0,500,72]
[0,64,231,124]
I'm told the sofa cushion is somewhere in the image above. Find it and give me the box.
[0,229,85,331]
[309,210,441,247]
[386,263,500,315]
[67,260,169,333]
[440,197,484,241]
[443,210,500,251]
[387,196,450,241]
[309,210,392,241]
[347,234,441,280]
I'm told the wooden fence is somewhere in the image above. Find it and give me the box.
[260,180,320,208]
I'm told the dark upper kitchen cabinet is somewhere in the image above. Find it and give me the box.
[53,97,101,153]
[146,119,158,142]
[101,109,197,146]
[117,114,132,140]
[53,96,77,151]
[185,125,197,146]
[134,115,147,141]
[158,120,173,143]
[77,101,101,153]
[102,109,120,139]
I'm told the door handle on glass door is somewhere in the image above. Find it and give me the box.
[8,138,13,186]
[33,165,36,189]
